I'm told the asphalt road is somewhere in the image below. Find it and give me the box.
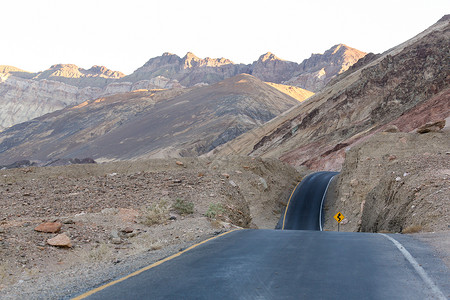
[74,172,449,299]
[277,171,338,230]
[77,230,448,299]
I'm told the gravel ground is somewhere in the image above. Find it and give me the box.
[0,157,301,299]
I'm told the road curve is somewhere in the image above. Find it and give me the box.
[74,230,449,299]
[277,171,338,230]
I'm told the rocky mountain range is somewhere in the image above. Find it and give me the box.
[0,74,312,165]
[0,44,365,131]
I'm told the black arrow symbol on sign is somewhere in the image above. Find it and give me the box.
[337,213,342,222]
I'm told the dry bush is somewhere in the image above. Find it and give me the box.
[0,264,8,283]
[87,243,112,262]
[0,263,14,286]
[141,200,170,226]
[173,198,194,215]
[130,234,165,253]
[149,241,163,251]
[402,225,423,234]
[205,203,224,219]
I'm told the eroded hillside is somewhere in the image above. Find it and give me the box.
[212,16,450,173]
[0,75,312,165]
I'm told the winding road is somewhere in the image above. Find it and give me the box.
[73,172,449,300]
[277,171,338,230]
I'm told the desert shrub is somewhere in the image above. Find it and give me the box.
[402,225,423,234]
[141,200,170,225]
[0,264,7,283]
[173,198,194,215]
[88,243,111,262]
[149,241,163,251]
[205,203,224,219]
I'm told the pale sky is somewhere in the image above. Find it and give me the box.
[2,0,449,74]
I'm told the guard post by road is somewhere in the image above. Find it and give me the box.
[334,212,345,232]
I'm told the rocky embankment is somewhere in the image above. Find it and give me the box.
[323,123,449,233]
[0,157,301,299]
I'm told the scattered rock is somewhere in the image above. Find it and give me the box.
[110,230,119,239]
[221,173,230,178]
[111,237,122,244]
[47,233,72,248]
[383,125,400,133]
[34,222,62,233]
[229,180,237,187]
[417,120,445,134]
[101,208,119,215]
[259,177,268,190]
[175,161,184,166]
[121,227,134,234]
[388,155,397,161]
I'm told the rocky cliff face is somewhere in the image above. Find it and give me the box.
[125,52,250,87]
[0,73,102,131]
[0,64,181,131]
[127,46,366,92]
[250,52,299,83]
[284,44,367,91]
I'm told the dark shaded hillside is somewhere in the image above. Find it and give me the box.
[0,74,310,164]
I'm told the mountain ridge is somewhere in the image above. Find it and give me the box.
[1,44,365,91]
[0,44,364,131]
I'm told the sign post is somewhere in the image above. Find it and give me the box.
[333,212,345,232]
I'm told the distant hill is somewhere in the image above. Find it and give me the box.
[0,74,313,165]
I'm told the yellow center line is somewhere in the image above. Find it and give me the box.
[72,229,241,300]
[282,181,301,230]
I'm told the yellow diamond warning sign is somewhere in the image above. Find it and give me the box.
[334,212,345,223]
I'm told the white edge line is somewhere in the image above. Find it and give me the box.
[379,233,447,300]
[319,174,337,231]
